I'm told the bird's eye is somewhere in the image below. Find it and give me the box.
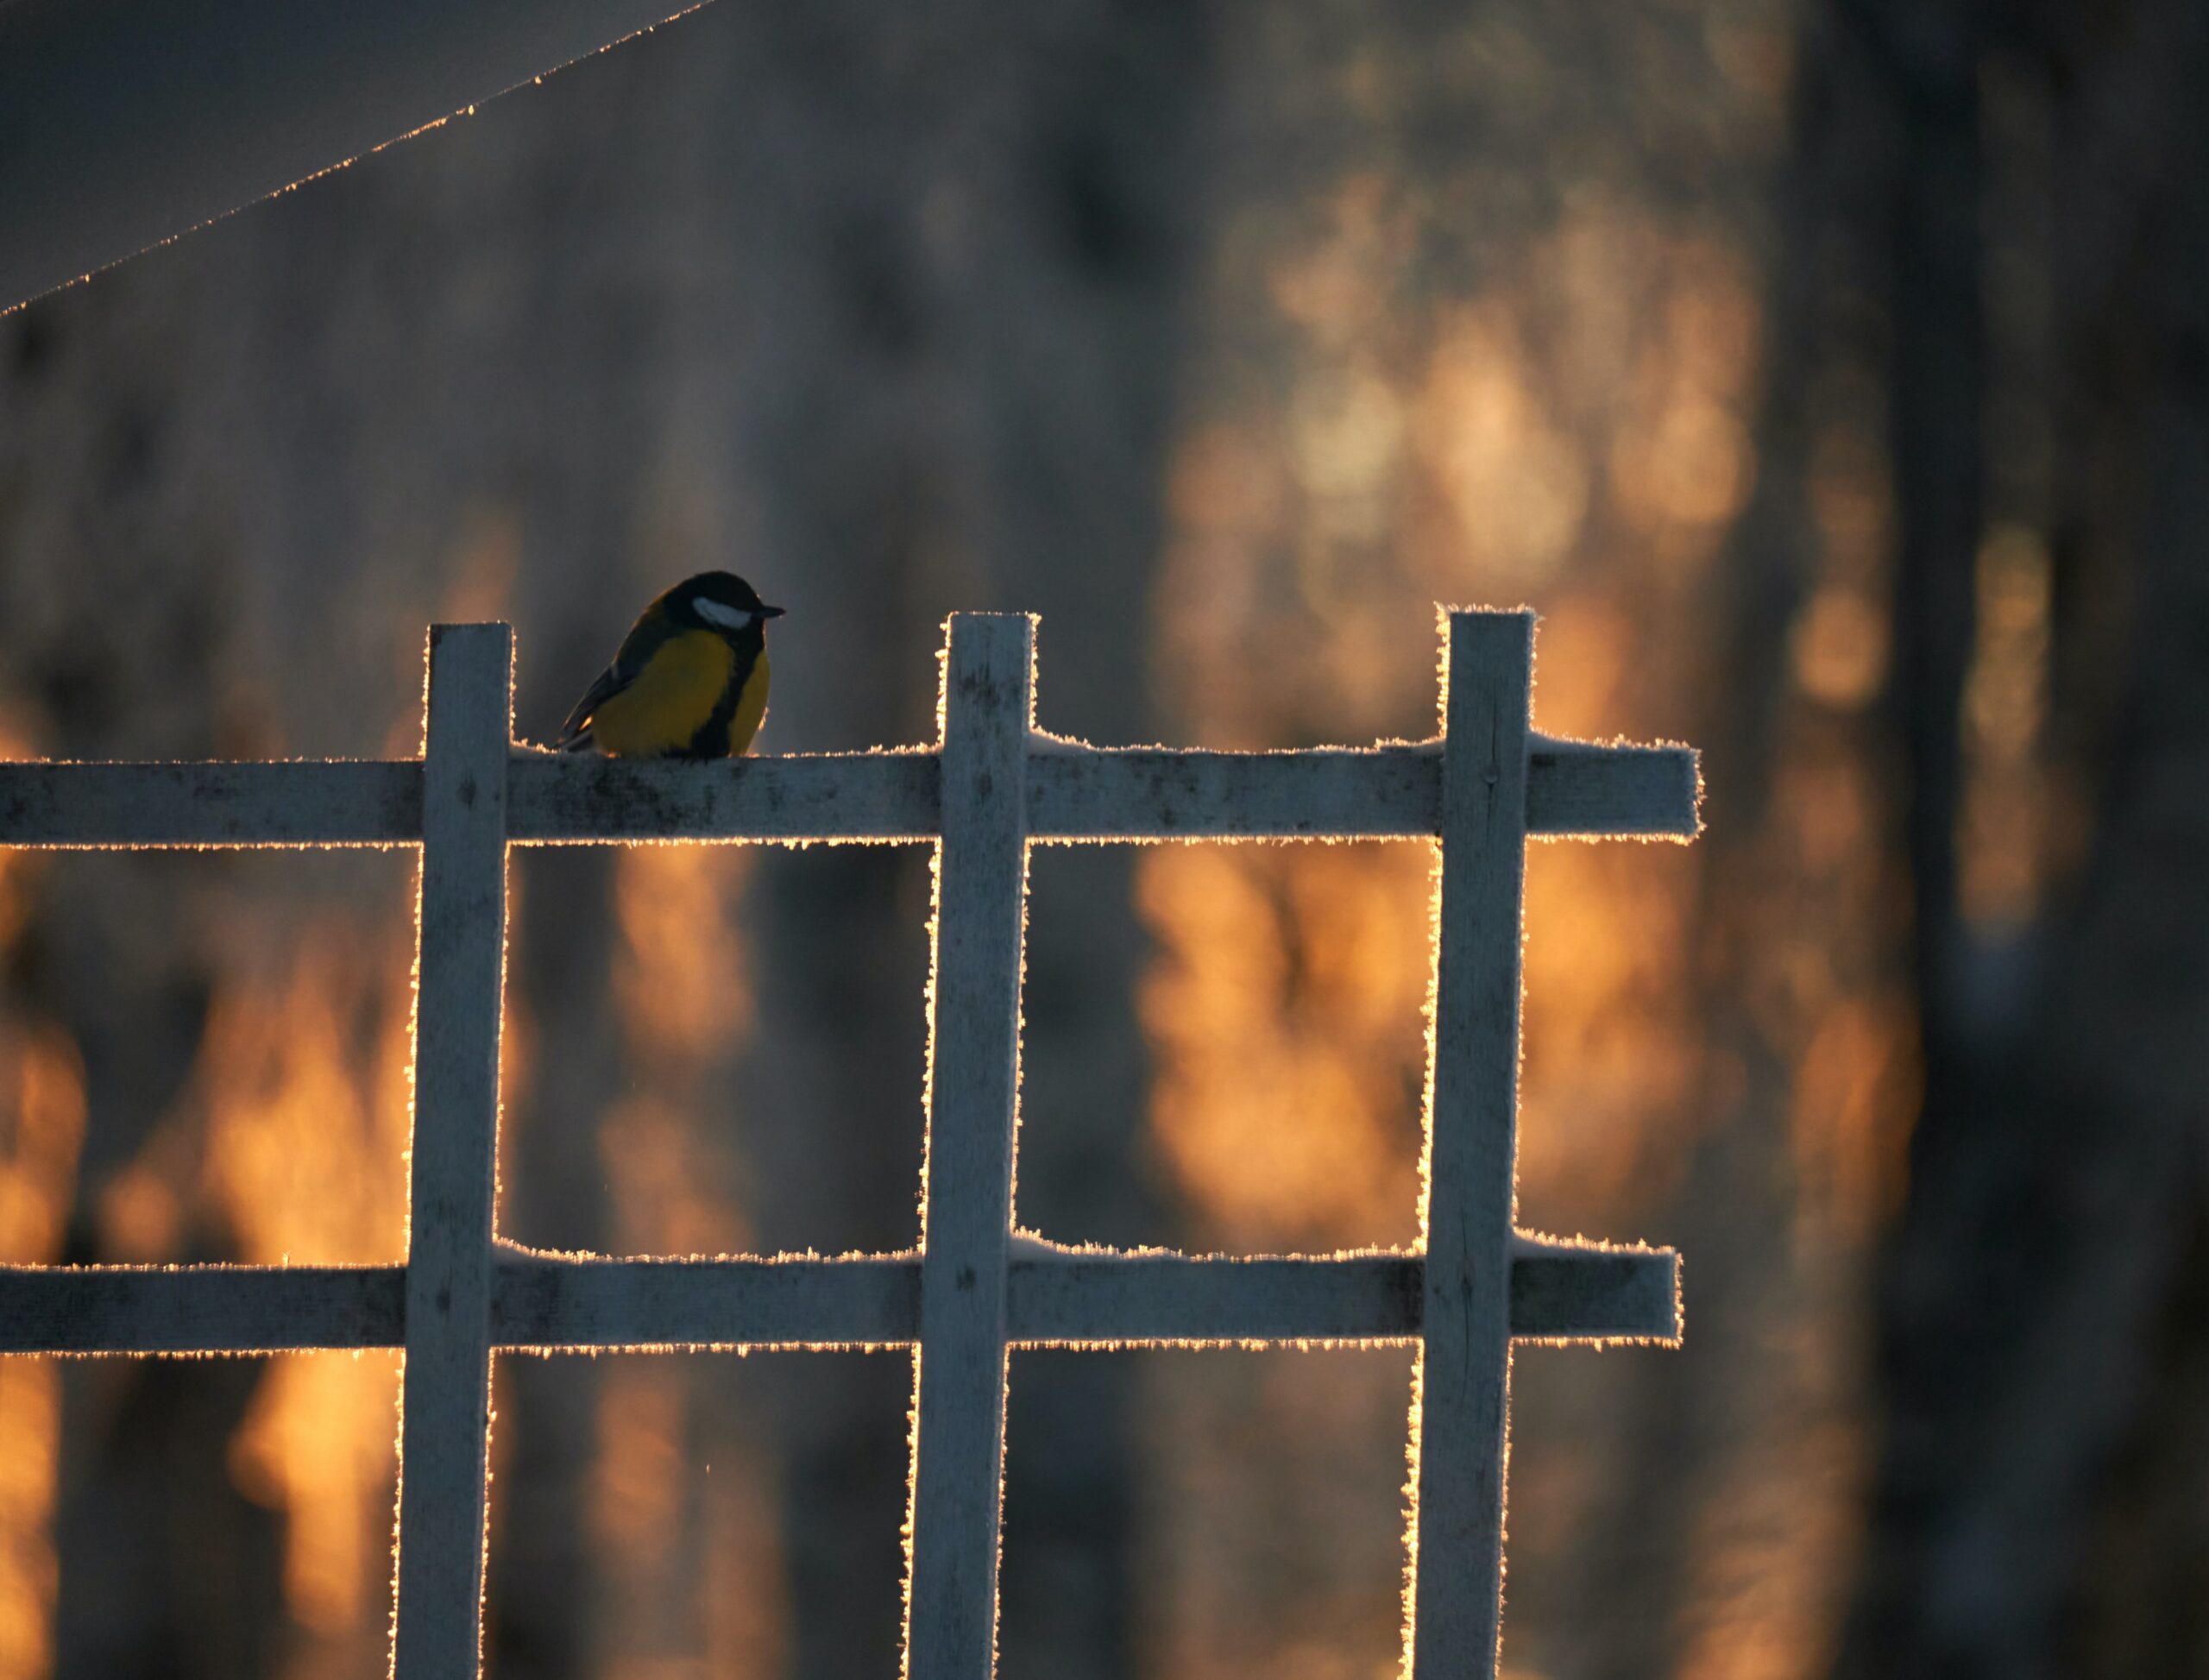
[695,599,755,630]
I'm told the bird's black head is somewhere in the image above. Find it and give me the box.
[666,571,784,638]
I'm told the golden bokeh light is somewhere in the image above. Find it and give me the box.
[195,922,412,1639]
[1137,844,1428,1251]
[0,1018,83,1680]
[1959,524,2052,931]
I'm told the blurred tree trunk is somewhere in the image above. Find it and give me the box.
[1842,2,2209,1674]
[1839,0,1994,1666]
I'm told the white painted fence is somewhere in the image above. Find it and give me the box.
[0,610,1698,1680]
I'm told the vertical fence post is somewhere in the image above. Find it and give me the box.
[1411,609,1532,1680]
[904,613,1034,1680]
[393,624,512,1680]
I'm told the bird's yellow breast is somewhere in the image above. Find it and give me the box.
[586,631,738,757]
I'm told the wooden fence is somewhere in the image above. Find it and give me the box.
[0,609,1698,1679]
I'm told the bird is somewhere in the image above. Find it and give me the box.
[555,572,784,758]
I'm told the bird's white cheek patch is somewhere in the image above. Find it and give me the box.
[695,599,755,630]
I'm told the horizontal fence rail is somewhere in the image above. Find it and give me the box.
[0,737,1696,848]
[0,1241,1678,1356]
[0,609,1698,1680]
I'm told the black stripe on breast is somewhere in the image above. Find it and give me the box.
[684,638,762,758]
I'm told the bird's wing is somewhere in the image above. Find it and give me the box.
[554,664,628,747]
[554,610,678,747]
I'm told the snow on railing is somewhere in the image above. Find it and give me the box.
[0,610,1699,1680]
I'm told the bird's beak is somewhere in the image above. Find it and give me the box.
[760,604,787,619]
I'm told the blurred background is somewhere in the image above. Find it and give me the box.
[3,0,2206,1676]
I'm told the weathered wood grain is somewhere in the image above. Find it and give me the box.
[1026,739,1695,840]
[505,750,940,843]
[0,739,1693,847]
[491,1254,921,1348]
[1025,746,1436,838]
[1526,737,1699,839]
[0,1244,1677,1354]
[0,759,420,846]
[1413,612,1533,1680]
[393,626,511,1680]
[0,1264,405,1351]
[1004,1245,1675,1345]
[1507,1242,1681,1343]
[905,615,1033,1680]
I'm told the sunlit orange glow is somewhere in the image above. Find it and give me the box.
[1520,840,1701,1216]
[1420,305,1589,588]
[599,1094,747,1259]
[1789,1000,1916,1237]
[193,922,412,1637]
[0,1016,83,1680]
[1608,237,1763,575]
[599,845,777,1678]
[603,844,754,1257]
[232,1353,401,1634]
[1790,588,1889,710]
[438,504,523,626]
[1266,174,1407,355]
[1147,1349,1416,1680]
[198,928,412,1266]
[1138,844,1427,1250]
[1807,412,1893,587]
[1671,1418,1865,1680]
[1142,72,1800,1659]
[0,855,32,965]
[1611,393,1754,537]
[0,715,83,1680]
[614,846,756,1069]
[1293,366,1407,513]
[593,1362,686,1561]
[702,1438,790,1680]
[1737,745,1916,1259]
[591,1356,791,1680]
[1705,20,1795,101]
[1959,524,2052,929]
[0,1022,85,1267]
[1514,601,1705,1218]
[0,1362,60,1680]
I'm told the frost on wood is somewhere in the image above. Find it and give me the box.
[0,609,1697,1680]
[0,743,1694,848]
[0,1243,1677,1355]
[393,625,511,1680]
[905,614,1031,1679]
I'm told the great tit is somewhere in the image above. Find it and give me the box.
[556,572,784,758]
